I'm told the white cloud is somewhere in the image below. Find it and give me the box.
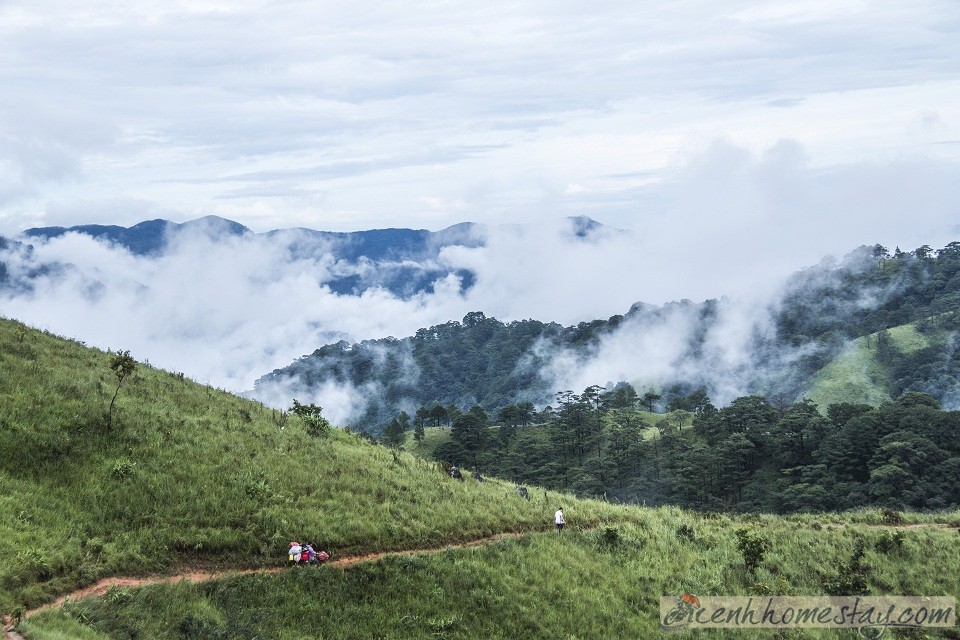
[0,0,956,234]
[1,1,959,419]
[2,138,958,409]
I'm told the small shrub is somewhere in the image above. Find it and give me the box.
[16,549,52,581]
[240,470,273,501]
[735,529,771,574]
[676,524,696,542]
[290,400,331,438]
[881,508,902,525]
[823,537,870,596]
[427,615,458,639]
[178,613,224,640]
[110,459,136,480]
[597,526,621,551]
[874,530,905,554]
[106,586,133,604]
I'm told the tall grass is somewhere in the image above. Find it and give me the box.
[20,513,960,639]
[0,318,640,613]
[803,320,931,409]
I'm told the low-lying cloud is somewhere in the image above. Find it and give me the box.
[1,140,957,423]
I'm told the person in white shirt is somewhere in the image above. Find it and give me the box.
[555,507,565,532]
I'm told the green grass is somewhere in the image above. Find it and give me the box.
[7,316,960,639]
[403,425,453,457]
[404,408,664,459]
[19,511,960,639]
[0,318,645,614]
[803,322,930,409]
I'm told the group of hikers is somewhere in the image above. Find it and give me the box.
[284,470,568,562]
[450,465,566,531]
[287,541,330,565]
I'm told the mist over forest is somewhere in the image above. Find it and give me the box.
[4,212,960,431]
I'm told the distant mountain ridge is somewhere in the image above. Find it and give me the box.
[15,215,614,298]
[23,216,251,256]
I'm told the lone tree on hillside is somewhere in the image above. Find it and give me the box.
[107,350,137,430]
[641,391,661,412]
[382,417,406,448]
[290,400,331,438]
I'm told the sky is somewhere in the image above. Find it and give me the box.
[1,1,960,412]
[0,0,957,240]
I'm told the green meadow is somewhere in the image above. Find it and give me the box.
[4,316,960,639]
[803,322,929,409]
[0,318,640,614]
[19,511,960,639]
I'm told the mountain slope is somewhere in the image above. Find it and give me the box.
[803,322,930,408]
[259,242,960,432]
[18,515,960,639]
[4,317,960,639]
[253,310,633,430]
[13,215,620,299]
[0,317,639,614]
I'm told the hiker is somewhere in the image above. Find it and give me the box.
[518,486,529,500]
[450,465,463,481]
[555,507,565,533]
[288,541,302,562]
[303,543,316,563]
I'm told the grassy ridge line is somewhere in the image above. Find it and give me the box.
[18,514,960,640]
[0,318,641,613]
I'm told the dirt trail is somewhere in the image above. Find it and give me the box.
[3,530,530,639]
[5,522,957,638]
[824,522,959,531]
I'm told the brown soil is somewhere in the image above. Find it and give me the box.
[823,522,959,531]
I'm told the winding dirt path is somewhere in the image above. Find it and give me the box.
[3,530,534,640]
[5,521,956,639]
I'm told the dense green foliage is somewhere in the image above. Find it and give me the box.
[0,318,640,614]
[20,511,960,639]
[260,242,960,434]
[776,243,960,346]
[771,243,960,392]
[255,311,623,430]
[413,385,960,514]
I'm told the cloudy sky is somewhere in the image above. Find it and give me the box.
[1,1,959,411]
[1,0,957,241]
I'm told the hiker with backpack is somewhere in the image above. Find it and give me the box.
[288,541,302,562]
[288,541,330,565]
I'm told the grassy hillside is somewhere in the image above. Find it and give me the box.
[0,318,642,614]
[404,411,663,460]
[6,316,960,639]
[19,511,960,639]
[803,322,929,408]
